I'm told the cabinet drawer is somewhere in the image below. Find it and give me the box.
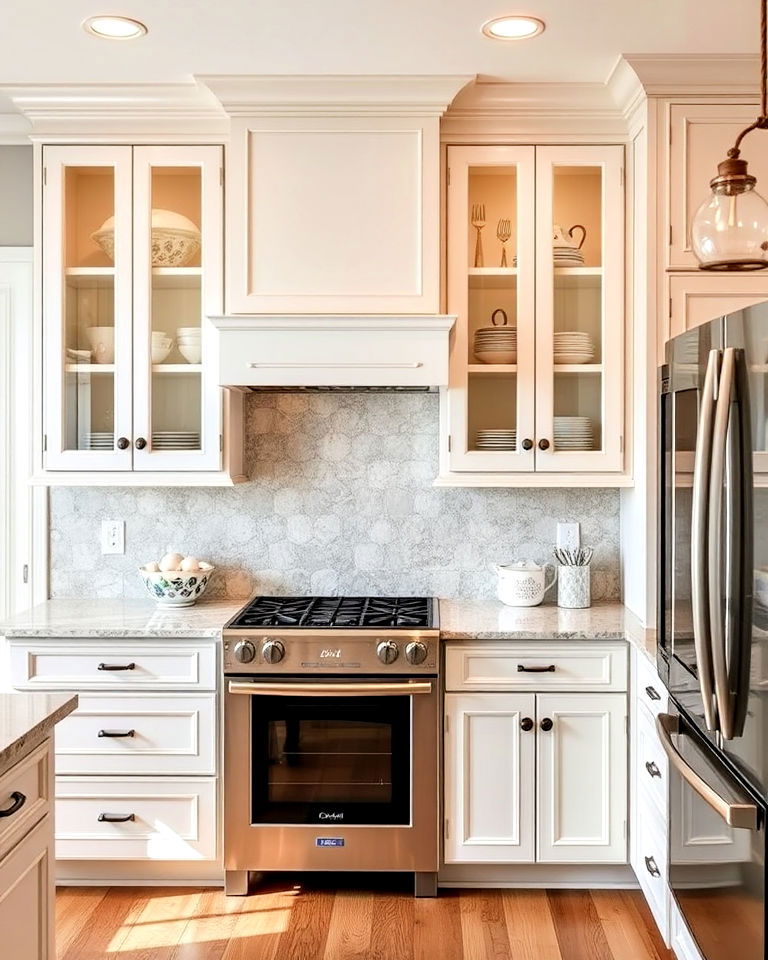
[9,640,216,691]
[55,776,216,860]
[0,741,52,862]
[635,801,668,936]
[54,694,216,776]
[0,813,54,960]
[636,709,668,818]
[445,643,627,692]
[634,653,668,721]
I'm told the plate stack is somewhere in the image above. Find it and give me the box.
[151,431,201,451]
[553,331,596,364]
[84,432,114,451]
[553,417,594,451]
[473,326,517,364]
[553,245,585,266]
[475,429,516,451]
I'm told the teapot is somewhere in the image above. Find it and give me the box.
[491,561,558,607]
[552,223,587,250]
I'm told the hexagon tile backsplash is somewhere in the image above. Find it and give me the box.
[50,393,621,601]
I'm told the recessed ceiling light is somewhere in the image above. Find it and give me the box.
[481,15,545,40]
[83,15,148,39]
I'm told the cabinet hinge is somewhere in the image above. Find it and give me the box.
[220,167,223,186]
[669,297,673,320]
[22,564,29,584]
[620,434,624,454]
[445,818,450,840]
[447,435,452,452]
[43,434,47,452]
[623,819,627,839]
[444,715,449,735]
[447,168,451,186]
[43,167,47,186]
[220,434,224,452]
[620,166,624,187]
[669,224,673,246]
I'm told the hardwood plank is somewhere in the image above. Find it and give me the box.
[590,890,670,960]
[501,890,562,960]
[55,886,109,958]
[547,890,614,960]
[413,892,463,960]
[460,891,513,960]
[622,891,671,960]
[60,887,150,960]
[170,890,249,960]
[218,886,296,960]
[116,888,206,960]
[274,887,334,960]
[369,893,415,960]
[322,891,373,960]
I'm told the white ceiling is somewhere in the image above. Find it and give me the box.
[0,0,760,90]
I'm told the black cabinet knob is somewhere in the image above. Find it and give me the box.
[135,437,147,450]
[538,438,550,451]
[520,717,534,732]
[117,437,130,450]
[521,438,533,451]
[540,717,554,732]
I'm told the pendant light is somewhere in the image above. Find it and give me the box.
[691,0,768,270]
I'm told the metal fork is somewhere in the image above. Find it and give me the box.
[496,218,511,267]
[471,203,486,268]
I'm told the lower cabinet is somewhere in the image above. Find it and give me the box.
[0,815,54,960]
[444,689,627,864]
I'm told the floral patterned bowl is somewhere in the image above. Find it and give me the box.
[138,562,215,607]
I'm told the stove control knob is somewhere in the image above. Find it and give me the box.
[405,640,428,665]
[233,640,256,664]
[262,639,285,664]
[376,640,400,665]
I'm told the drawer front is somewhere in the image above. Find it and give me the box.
[445,643,627,692]
[636,710,668,817]
[54,694,216,776]
[634,653,668,721]
[0,741,52,862]
[635,800,669,937]
[55,776,216,861]
[9,641,216,691]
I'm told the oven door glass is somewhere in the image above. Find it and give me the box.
[250,691,411,825]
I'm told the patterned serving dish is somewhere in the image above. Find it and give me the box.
[138,562,215,606]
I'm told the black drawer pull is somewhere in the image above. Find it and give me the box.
[98,813,135,823]
[98,729,135,739]
[645,760,662,779]
[644,855,661,878]
[98,662,136,672]
[0,792,26,818]
[517,664,556,673]
[645,685,661,701]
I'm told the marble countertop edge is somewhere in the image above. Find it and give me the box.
[0,693,78,778]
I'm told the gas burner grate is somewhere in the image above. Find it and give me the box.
[227,596,434,630]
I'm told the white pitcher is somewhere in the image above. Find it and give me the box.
[491,561,558,607]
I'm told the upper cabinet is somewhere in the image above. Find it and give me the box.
[441,143,626,484]
[41,144,244,484]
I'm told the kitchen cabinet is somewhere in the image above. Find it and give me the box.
[444,642,627,866]
[41,143,244,485]
[441,143,625,484]
[667,274,768,340]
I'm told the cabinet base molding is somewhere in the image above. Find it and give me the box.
[56,860,224,886]
[438,863,636,888]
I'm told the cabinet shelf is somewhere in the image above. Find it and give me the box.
[65,363,115,373]
[65,267,115,289]
[468,364,517,373]
[553,364,602,373]
[151,267,202,289]
[151,364,203,374]
[468,266,602,290]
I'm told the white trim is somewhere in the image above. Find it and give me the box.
[0,248,39,617]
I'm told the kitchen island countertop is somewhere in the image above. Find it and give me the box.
[0,693,78,777]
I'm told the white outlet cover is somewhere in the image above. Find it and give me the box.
[101,519,125,555]
[556,522,580,550]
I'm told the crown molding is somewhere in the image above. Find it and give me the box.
[197,74,475,116]
[620,54,762,98]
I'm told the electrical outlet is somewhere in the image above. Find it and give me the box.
[101,520,125,555]
[556,522,581,550]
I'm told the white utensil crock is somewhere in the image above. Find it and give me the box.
[492,561,557,607]
[557,565,591,609]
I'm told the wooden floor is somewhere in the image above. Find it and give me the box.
[56,877,673,960]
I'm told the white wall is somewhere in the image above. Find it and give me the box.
[0,146,32,246]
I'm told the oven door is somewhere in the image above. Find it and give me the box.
[657,708,765,960]
[224,676,439,873]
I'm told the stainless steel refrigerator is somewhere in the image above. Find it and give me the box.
[659,302,768,960]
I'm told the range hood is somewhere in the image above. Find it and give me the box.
[210,315,456,389]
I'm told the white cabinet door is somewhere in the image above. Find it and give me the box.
[534,145,625,473]
[536,692,627,863]
[43,145,134,471]
[667,273,768,341]
[444,692,535,863]
[0,814,54,960]
[226,115,440,314]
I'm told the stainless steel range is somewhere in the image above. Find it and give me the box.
[222,596,440,897]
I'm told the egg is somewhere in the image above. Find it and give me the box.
[159,552,184,572]
[144,561,160,573]
[180,556,200,572]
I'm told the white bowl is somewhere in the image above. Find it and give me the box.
[151,342,173,364]
[178,344,202,363]
[86,326,115,364]
[138,562,214,607]
[92,210,200,267]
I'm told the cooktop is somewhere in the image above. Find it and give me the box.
[225,595,436,630]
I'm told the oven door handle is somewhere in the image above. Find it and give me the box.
[227,680,433,697]
[655,713,758,830]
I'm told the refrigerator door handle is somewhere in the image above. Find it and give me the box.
[656,713,758,830]
[692,347,720,731]
[709,347,736,739]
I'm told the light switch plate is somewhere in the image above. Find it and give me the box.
[101,520,125,555]
[556,522,580,550]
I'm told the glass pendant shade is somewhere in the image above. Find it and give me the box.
[692,178,768,270]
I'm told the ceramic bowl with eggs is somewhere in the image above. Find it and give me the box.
[139,552,215,606]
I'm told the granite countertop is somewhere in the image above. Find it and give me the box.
[438,599,657,664]
[2,599,244,639]
[0,693,78,777]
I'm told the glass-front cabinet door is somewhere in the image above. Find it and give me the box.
[446,146,536,472]
[534,145,625,473]
[43,146,133,470]
[42,143,223,474]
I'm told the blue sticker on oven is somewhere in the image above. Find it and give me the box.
[316,838,345,847]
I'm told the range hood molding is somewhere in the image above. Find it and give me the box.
[210,314,456,388]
